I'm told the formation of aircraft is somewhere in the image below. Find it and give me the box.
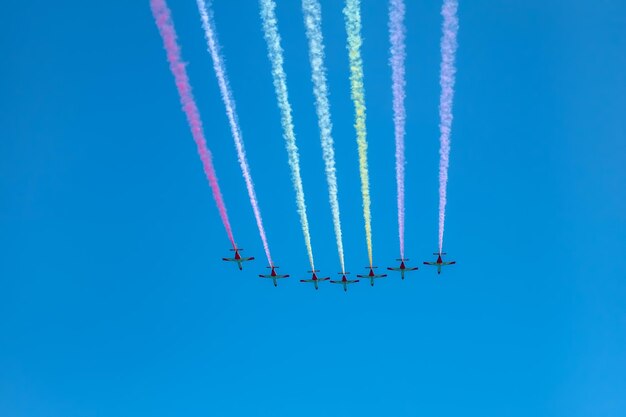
[357,266,387,286]
[423,252,456,275]
[258,265,290,286]
[222,247,254,271]
[330,272,359,292]
[225,247,456,289]
[299,270,330,290]
[387,258,418,280]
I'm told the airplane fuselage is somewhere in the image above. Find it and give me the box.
[387,260,418,279]
[223,248,254,271]
[358,267,387,286]
[300,272,330,290]
[330,274,358,292]
[259,266,289,286]
[423,253,455,274]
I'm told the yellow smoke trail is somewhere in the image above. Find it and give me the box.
[344,0,373,266]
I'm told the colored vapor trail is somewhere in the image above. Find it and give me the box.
[344,0,374,267]
[302,0,346,273]
[259,0,316,270]
[197,0,273,265]
[150,0,235,248]
[437,0,459,253]
[389,0,406,259]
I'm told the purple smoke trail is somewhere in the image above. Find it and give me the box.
[437,0,458,253]
[197,0,273,265]
[389,0,406,259]
[150,0,235,248]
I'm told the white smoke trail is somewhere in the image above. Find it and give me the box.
[302,0,346,273]
[389,0,406,259]
[197,0,273,265]
[437,0,458,253]
[259,0,315,270]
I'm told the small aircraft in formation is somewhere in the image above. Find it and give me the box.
[222,247,254,271]
[357,266,387,286]
[299,270,330,290]
[258,265,289,287]
[423,252,456,275]
[330,272,359,292]
[223,248,455,290]
[387,258,418,280]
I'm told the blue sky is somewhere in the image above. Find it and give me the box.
[1,1,625,416]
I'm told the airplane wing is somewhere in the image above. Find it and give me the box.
[329,280,341,284]
[442,261,456,266]
[241,257,254,261]
[275,274,290,279]
[387,267,401,271]
[223,257,236,261]
[319,277,330,281]
[423,262,437,266]
[300,279,314,283]
[347,279,359,284]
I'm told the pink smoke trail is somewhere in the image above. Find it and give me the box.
[437,0,458,253]
[150,0,235,248]
[197,0,272,265]
[389,0,406,259]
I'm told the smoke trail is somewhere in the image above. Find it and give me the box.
[389,0,406,259]
[196,0,273,265]
[259,0,315,270]
[301,0,346,273]
[437,0,458,253]
[150,0,235,248]
[344,0,373,267]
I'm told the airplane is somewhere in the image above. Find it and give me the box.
[387,258,418,280]
[259,265,290,287]
[299,270,330,290]
[423,252,456,275]
[357,266,387,286]
[330,272,359,292]
[222,247,254,271]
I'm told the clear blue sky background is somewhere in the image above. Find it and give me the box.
[2,1,625,416]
